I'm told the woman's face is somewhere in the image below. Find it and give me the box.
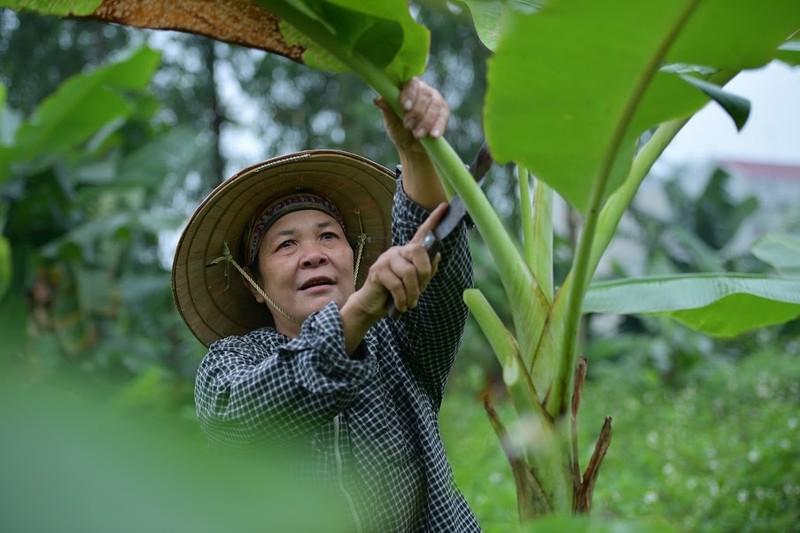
[254,209,355,335]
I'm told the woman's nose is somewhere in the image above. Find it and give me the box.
[301,248,329,268]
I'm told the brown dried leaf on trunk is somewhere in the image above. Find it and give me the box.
[575,416,612,513]
[570,355,588,498]
[87,0,305,63]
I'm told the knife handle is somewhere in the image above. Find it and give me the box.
[386,230,440,320]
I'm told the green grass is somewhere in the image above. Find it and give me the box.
[441,348,800,532]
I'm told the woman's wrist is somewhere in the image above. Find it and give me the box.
[399,154,447,210]
[340,294,382,356]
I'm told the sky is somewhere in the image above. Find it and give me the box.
[659,61,800,166]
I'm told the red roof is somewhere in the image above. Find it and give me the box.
[719,159,800,181]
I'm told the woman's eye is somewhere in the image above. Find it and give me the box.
[277,240,294,249]
[321,232,338,240]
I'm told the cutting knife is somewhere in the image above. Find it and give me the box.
[387,143,493,319]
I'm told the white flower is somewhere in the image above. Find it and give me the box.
[643,491,659,504]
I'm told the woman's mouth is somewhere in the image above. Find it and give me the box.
[299,277,335,291]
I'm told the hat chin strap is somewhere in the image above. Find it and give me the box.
[208,242,301,326]
[241,271,301,327]
[352,209,368,287]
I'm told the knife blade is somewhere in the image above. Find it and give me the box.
[387,143,492,319]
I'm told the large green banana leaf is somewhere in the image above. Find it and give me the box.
[460,0,542,51]
[482,0,800,213]
[584,274,800,337]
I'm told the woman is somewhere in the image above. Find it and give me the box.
[172,79,480,532]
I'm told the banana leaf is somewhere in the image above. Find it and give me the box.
[584,273,800,337]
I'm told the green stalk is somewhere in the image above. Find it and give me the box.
[464,288,551,425]
[431,156,456,199]
[532,177,554,301]
[587,71,737,277]
[586,118,689,275]
[521,166,554,302]
[536,76,736,417]
[553,0,702,417]
[424,136,554,367]
[518,166,535,270]
[420,138,542,309]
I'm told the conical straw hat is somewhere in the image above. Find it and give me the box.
[172,150,396,346]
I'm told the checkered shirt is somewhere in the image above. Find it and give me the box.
[194,182,481,532]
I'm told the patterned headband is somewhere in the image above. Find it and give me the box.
[244,192,346,267]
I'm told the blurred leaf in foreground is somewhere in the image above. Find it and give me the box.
[0,381,354,532]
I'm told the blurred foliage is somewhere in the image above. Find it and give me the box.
[586,348,800,532]
[625,168,762,276]
[0,42,207,410]
[585,167,800,386]
[442,347,800,532]
[0,376,355,532]
[0,10,133,114]
[752,232,800,278]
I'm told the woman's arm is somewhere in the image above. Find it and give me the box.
[195,302,375,448]
[338,78,451,354]
[376,79,473,408]
[340,204,446,354]
[374,78,449,210]
[388,186,472,410]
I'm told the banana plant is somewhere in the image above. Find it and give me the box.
[4,0,800,520]
[463,0,800,517]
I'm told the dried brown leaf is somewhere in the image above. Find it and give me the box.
[89,0,305,63]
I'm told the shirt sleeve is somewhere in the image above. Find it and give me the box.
[389,179,473,410]
[194,301,376,448]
